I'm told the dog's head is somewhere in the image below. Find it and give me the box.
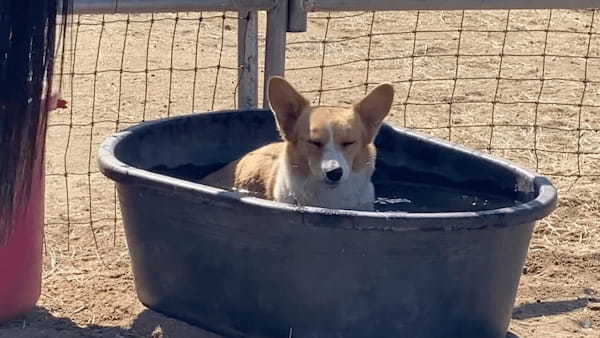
[268,76,394,185]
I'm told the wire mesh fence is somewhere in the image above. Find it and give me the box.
[48,12,242,252]
[47,9,600,255]
[286,10,600,178]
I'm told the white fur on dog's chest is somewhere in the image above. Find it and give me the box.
[273,164,375,211]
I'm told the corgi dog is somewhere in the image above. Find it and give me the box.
[202,76,394,211]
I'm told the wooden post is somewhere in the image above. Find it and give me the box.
[238,11,259,109]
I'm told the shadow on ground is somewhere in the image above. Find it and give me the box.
[6,302,591,338]
[0,307,219,338]
[512,298,590,320]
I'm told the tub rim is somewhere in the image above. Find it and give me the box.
[98,109,557,232]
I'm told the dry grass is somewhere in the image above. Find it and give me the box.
[1,9,599,338]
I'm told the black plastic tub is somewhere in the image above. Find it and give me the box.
[98,109,557,338]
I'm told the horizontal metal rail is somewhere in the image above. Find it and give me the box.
[69,0,600,14]
[303,0,600,11]
[67,0,276,14]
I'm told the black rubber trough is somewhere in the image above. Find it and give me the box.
[98,109,557,338]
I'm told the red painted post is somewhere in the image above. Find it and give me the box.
[0,149,44,323]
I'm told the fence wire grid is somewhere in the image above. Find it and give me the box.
[47,9,600,255]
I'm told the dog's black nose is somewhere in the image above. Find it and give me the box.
[325,167,343,182]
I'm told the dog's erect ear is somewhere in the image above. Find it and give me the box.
[268,76,310,141]
[354,83,394,143]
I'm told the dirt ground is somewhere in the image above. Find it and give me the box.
[1,9,600,338]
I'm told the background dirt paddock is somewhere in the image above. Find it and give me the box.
[1,9,600,338]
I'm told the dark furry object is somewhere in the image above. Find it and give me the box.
[0,0,70,244]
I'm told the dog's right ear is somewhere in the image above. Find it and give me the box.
[354,83,394,143]
[268,76,309,141]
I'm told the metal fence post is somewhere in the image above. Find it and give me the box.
[288,0,307,32]
[263,0,288,108]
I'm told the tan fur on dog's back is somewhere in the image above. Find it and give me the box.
[202,142,284,199]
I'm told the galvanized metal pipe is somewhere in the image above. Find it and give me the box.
[67,0,600,16]
[238,11,259,109]
[68,0,275,14]
[288,0,308,32]
[263,0,288,108]
[303,0,600,11]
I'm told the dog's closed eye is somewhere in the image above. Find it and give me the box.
[308,140,323,148]
[342,141,356,147]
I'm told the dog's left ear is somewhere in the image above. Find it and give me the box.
[354,83,394,142]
